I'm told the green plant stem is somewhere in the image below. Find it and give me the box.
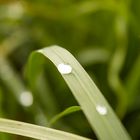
[108,2,129,118]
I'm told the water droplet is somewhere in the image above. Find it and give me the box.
[96,105,107,115]
[57,63,72,74]
[19,91,33,107]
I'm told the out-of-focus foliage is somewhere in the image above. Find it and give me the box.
[0,0,139,140]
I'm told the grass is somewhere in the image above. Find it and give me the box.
[0,118,90,140]
[0,0,140,140]
[0,45,131,140]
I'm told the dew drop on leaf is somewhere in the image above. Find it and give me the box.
[96,105,107,115]
[57,63,72,74]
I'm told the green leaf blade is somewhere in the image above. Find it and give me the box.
[0,118,90,140]
[27,45,131,140]
[49,106,81,126]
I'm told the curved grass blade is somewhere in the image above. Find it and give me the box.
[49,106,81,127]
[108,15,128,119]
[27,45,131,140]
[126,55,140,107]
[0,118,90,140]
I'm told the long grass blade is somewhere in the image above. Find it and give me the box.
[27,45,131,140]
[0,118,90,140]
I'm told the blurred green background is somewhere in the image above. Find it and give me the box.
[0,0,140,139]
